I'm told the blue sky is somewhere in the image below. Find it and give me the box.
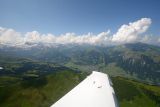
[0,0,160,35]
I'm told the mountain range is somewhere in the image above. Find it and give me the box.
[0,42,160,84]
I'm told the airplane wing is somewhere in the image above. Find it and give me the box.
[50,71,119,107]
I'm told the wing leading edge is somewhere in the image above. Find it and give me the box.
[51,71,119,107]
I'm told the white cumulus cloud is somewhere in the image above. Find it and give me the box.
[23,31,111,45]
[0,27,24,45]
[112,18,152,43]
[0,18,159,47]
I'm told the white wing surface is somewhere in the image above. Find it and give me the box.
[51,71,119,107]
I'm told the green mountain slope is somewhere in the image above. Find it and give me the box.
[112,77,160,107]
[0,69,87,107]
